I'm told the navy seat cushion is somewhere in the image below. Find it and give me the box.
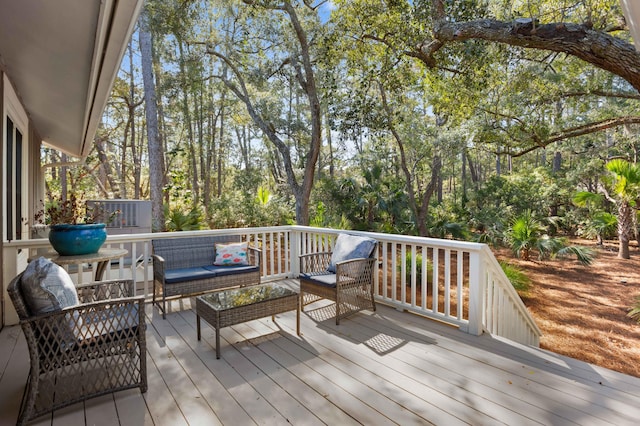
[300,272,338,288]
[164,267,217,284]
[203,265,259,277]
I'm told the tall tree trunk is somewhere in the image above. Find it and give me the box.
[95,134,120,198]
[418,156,442,237]
[617,201,632,259]
[553,151,562,173]
[129,42,141,199]
[325,109,334,178]
[178,40,199,207]
[140,12,165,232]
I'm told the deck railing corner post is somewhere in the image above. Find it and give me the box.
[467,250,485,336]
[290,226,301,278]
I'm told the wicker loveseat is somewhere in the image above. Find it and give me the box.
[8,266,146,425]
[152,235,261,318]
[299,233,378,325]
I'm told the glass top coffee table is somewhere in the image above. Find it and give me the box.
[196,283,300,359]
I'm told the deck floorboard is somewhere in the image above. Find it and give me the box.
[1,279,639,425]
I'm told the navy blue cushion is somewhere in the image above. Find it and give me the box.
[327,234,376,273]
[164,267,217,284]
[203,265,259,277]
[300,272,338,288]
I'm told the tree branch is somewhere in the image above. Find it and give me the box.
[496,116,640,157]
[422,18,640,92]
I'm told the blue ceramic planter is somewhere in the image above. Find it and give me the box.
[48,223,107,256]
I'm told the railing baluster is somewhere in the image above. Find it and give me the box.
[432,247,439,313]
[421,246,427,310]
[444,248,451,317]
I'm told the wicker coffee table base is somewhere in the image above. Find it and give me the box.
[196,285,300,359]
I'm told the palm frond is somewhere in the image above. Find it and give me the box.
[555,245,595,266]
[572,191,603,207]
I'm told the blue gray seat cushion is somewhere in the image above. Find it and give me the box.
[78,304,140,348]
[300,272,338,288]
[164,265,259,284]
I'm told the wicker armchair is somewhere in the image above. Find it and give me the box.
[299,240,377,325]
[7,274,147,425]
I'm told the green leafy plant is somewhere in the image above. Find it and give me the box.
[165,205,203,231]
[499,261,530,294]
[401,252,433,286]
[504,210,594,266]
[35,193,118,225]
[628,296,640,324]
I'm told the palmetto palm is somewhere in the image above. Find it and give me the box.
[504,211,545,261]
[605,159,640,259]
[504,211,593,265]
[572,191,617,245]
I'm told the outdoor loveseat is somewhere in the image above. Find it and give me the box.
[299,233,378,324]
[152,235,261,318]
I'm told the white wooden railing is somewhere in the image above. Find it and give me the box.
[2,225,541,346]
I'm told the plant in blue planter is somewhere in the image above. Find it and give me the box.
[35,194,118,256]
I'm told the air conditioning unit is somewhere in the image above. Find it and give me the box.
[86,200,152,264]
[86,199,152,234]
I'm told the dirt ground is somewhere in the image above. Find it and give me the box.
[494,240,640,378]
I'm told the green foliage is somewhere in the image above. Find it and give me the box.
[504,211,594,266]
[207,190,294,229]
[310,202,327,227]
[401,252,433,285]
[628,295,640,324]
[165,205,203,231]
[504,211,546,261]
[426,205,470,240]
[36,193,119,225]
[499,261,530,294]
[578,211,618,243]
[468,168,570,226]
[572,191,604,208]
[606,159,640,202]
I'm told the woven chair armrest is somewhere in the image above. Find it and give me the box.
[299,251,332,259]
[248,246,262,267]
[76,279,135,302]
[299,252,332,273]
[20,296,145,326]
[151,254,165,266]
[151,254,165,280]
[335,257,376,285]
[20,297,145,360]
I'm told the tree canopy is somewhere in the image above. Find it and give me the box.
[36,0,640,259]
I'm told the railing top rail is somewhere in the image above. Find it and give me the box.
[4,226,292,248]
[8,225,486,251]
[289,226,487,252]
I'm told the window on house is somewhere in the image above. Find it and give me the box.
[5,116,23,241]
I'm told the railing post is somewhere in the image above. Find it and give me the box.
[289,227,300,278]
[467,250,485,336]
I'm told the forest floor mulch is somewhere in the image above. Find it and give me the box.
[494,239,640,378]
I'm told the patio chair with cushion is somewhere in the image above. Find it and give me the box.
[7,257,147,425]
[299,233,378,324]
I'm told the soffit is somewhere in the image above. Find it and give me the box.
[0,0,143,157]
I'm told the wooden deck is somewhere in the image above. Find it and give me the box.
[1,279,639,425]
